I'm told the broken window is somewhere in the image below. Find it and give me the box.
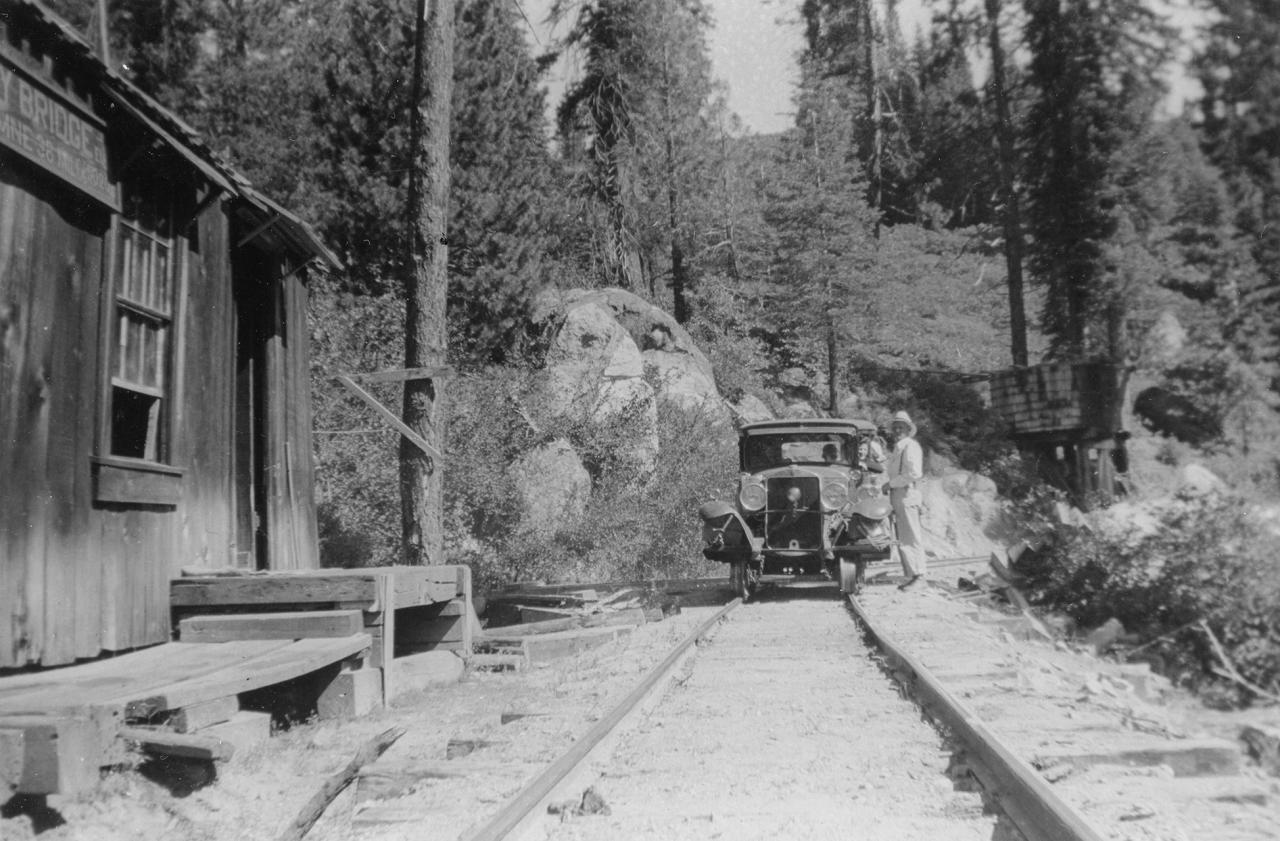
[108,182,176,462]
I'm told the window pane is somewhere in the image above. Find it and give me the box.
[127,316,143,384]
[139,240,152,308]
[154,322,167,387]
[115,312,129,379]
[117,229,133,298]
[154,244,170,312]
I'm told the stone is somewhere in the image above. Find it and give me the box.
[1085,618,1126,655]
[730,394,773,425]
[1144,311,1187,366]
[643,347,733,433]
[1178,464,1224,497]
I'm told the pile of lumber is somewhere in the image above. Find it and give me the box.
[474,583,692,668]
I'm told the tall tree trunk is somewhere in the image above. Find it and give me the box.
[662,46,689,322]
[863,0,882,239]
[827,279,839,414]
[985,0,1029,367]
[401,0,455,566]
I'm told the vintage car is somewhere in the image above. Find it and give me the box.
[698,418,896,599]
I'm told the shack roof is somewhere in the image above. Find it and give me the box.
[5,0,341,270]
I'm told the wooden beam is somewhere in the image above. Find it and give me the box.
[171,575,380,608]
[169,696,239,733]
[1032,738,1243,778]
[0,715,103,795]
[346,365,455,384]
[278,726,405,841]
[177,610,365,643]
[336,374,443,460]
[125,634,372,719]
[119,725,235,762]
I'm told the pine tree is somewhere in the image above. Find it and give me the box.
[760,59,878,408]
[1022,0,1170,361]
[555,0,721,318]
[556,0,648,291]
[1194,0,1280,387]
[448,0,558,361]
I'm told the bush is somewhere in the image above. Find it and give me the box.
[1017,492,1280,706]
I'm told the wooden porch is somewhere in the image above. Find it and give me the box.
[0,565,475,798]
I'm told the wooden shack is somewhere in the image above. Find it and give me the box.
[0,0,340,670]
[988,361,1127,501]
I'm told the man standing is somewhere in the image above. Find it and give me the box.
[887,411,925,590]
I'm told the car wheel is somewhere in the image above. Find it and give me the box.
[839,559,865,595]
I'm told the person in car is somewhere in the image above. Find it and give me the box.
[886,411,925,590]
[822,443,841,464]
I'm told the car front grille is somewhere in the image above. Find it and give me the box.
[763,476,822,550]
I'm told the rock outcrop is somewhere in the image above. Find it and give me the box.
[535,298,659,472]
[917,470,1016,561]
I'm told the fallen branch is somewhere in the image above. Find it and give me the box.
[1197,620,1280,706]
[279,726,406,841]
[1123,617,1202,656]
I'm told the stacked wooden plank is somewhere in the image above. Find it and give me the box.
[0,634,371,796]
[475,582,711,668]
[0,564,475,797]
[170,564,476,712]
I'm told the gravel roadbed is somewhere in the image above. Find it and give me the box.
[856,581,1280,841]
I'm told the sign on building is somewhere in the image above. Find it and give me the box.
[0,58,116,209]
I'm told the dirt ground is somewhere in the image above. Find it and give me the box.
[0,607,719,841]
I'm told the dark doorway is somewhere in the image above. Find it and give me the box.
[233,246,274,569]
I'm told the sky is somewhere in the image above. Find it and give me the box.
[519,0,1202,138]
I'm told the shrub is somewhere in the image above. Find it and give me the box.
[1017,491,1280,706]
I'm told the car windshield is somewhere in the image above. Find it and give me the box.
[741,432,859,472]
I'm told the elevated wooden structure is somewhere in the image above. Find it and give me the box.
[988,362,1127,501]
[0,565,474,797]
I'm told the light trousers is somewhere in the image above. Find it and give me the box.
[890,487,925,577]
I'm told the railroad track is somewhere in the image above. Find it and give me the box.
[341,581,1276,841]
[403,585,1091,841]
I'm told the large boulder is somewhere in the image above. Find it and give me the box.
[534,297,659,473]
[540,301,644,417]
[510,439,591,539]
[535,287,732,432]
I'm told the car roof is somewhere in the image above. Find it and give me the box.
[739,418,877,435]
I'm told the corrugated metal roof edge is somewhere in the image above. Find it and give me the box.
[11,0,341,270]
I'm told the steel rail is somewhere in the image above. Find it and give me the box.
[847,594,1106,841]
[457,598,742,841]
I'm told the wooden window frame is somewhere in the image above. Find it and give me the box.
[94,174,189,504]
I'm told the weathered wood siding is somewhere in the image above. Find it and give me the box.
[266,264,319,571]
[0,168,108,667]
[172,199,236,573]
[1,2,324,669]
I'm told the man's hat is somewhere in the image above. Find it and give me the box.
[889,410,916,437]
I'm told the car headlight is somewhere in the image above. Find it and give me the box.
[738,476,766,511]
[821,479,849,511]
